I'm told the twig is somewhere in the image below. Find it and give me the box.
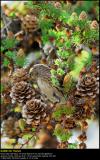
[20,134,35,149]
[1,52,14,76]
[1,7,10,34]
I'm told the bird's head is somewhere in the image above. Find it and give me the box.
[29,64,51,80]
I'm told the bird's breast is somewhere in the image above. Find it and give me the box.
[37,78,51,95]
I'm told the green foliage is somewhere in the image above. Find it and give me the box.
[57,68,65,76]
[66,54,75,70]
[18,119,26,131]
[68,143,78,149]
[3,58,10,67]
[57,48,70,59]
[1,37,27,68]
[83,29,99,43]
[63,76,76,93]
[1,46,5,52]
[71,35,81,45]
[2,38,18,50]
[53,106,75,120]
[50,69,57,75]
[25,1,40,10]
[39,19,53,32]
[1,20,4,29]
[70,50,92,80]
[22,133,33,141]
[53,127,72,142]
[41,3,61,19]
[9,12,16,18]
[96,6,99,21]
[15,55,26,67]
[51,76,60,87]
[67,14,78,26]
[1,84,5,93]
[32,128,36,132]
[25,2,98,90]
[48,29,57,40]
[1,37,23,67]
[74,1,97,15]
[5,51,16,59]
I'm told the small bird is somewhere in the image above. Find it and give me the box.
[30,64,66,104]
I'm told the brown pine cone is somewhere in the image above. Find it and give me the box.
[77,132,87,142]
[79,142,87,149]
[12,68,29,83]
[90,20,99,30]
[10,81,35,104]
[94,95,99,117]
[93,66,99,90]
[62,117,76,129]
[81,121,88,131]
[53,2,61,8]
[79,11,87,20]
[73,104,93,121]
[2,117,21,138]
[90,61,99,80]
[73,106,85,120]
[22,99,47,126]
[21,14,38,33]
[75,74,98,99]
[57,142,68,149]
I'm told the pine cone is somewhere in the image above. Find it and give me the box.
[89,62,99,93]
[2,117,21,138]
[74,107,84,121]
[10,81,35,104]
[77,132,87,142]
[62,117,76,129]
[90,20,99,30]
[12,68,29,83]
[81,121,88,131]
[21,14,38,33]
[75,74,98,99]
[71,12,77,17]
[94,95,99,117]
[93,65,99,86]
[73,105,93,121]
[57,142,68,149]
[79,142,87,149]
[22,99,47,126]
[79,11,87,20]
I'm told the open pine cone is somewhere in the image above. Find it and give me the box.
[62,117,76,129]
[12,68,29,83]
[21,14,38,33]
[57,142,68,149]
[73,105,93,121]
[22,99,47,126]
[10,81,35,104]
[93,65,99,89]
[75,74,98,99]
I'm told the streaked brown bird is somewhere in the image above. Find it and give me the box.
[30,64,66,105]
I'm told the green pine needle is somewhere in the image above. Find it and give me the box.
[53,106,75,120]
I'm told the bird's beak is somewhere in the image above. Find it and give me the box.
[29,68,33,75]
[29,68,36,81]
